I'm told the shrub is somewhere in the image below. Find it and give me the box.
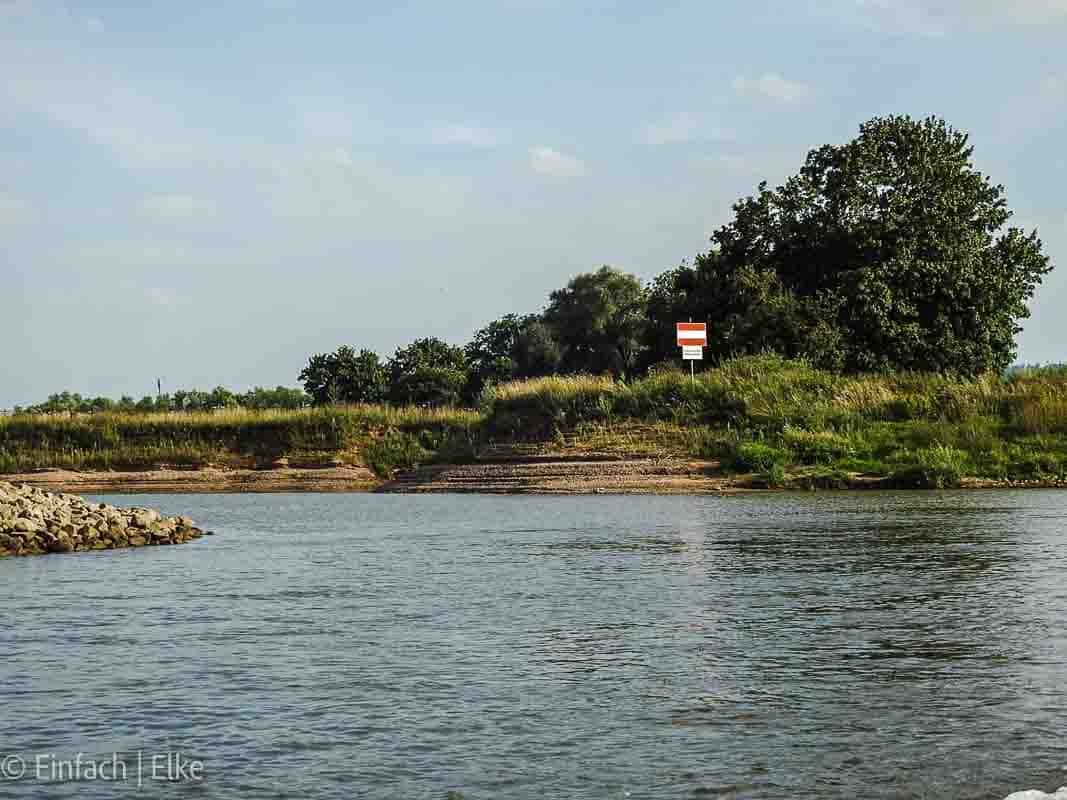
[732,442,789,473]
[889,445,967,488]
[361,429,427,478]
[760,462,786,488]
[1008,452,1062,478]
[781,427,856,464]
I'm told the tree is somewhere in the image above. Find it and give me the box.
[643,256,846,371]
[208,386,237,410]
[299,346,388,405]
[511,318,562,379]
[388,337,468,406]
[464,313,562,395]
[654,115,1051,374]
[239,386,310,410]
[465,314,525,395]
[543,266,647,378]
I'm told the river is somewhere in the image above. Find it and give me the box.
[2,492,1066,799]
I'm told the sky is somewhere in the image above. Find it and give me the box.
[2,0,1066,407]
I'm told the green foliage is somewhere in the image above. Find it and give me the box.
[300,346,388,405]
[544,265,647,378]
[889,445,968,488]
[465,314,525,395]
[645,115,1051,375]
[481,355,1067,486]
[760,462,786,488]
[0,406,479,473]
[781,427,857,464]
[361,429,428,478]
[238,386,310,410]
[464,314,562,398]
[731,442,789,473]
[482,375,617,438]
[392,366,468,408]
[388,338,468,407]
[511,319,562,379]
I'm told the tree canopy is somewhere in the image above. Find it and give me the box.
[646,115,1051,375]
[299,346,388,405]
[544,265,647,378]
[388,337,468,406]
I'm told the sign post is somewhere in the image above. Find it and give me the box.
[676,322,707,384]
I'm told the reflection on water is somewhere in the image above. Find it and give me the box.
[1,491,1066,799]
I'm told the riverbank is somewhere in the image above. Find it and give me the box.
[2,465,379,494]
[5,455,1067,495]
[6,355,1067,492]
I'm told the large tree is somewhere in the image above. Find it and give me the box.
[465,313,563,397]
[465,314,527,396]
[647,115,1051,374]
[544,266,647,378]
[388,337,468,406]
[299,346,388,405]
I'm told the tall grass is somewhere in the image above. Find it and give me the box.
[0,405,479,473]
[482,354,1067,484]
[8,357,1067,485]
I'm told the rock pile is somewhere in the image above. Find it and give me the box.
[0,481,204,557]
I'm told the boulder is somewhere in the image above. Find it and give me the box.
[0,480,204,558]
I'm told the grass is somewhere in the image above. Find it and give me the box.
[480,354,1067,487]
[0,405,479,477]
[7,354,1067,487]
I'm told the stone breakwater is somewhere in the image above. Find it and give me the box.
[0,481,204,557]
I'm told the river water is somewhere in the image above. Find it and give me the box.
[2,492,1066,799]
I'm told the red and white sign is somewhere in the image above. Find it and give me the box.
[676,322,707,347]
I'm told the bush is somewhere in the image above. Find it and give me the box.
[1008,452,1062,478]
[361,429,427,478]
[889,445,967,488]
[781,427,857,464]
[731,442,789,473]
[760,462,786,488]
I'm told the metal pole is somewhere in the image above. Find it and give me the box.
[688,317,694,385]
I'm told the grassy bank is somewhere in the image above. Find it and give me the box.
[481,355,1067,488]
[5,355,1067,488]
[0,405,480,478]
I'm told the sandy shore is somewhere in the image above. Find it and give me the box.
[3,465,380,494]
[3,457,740,495]
[3,457,1062,495]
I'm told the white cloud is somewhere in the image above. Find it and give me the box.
[640,112,732,146]
[732,73,814,104]
[529,146,586,177]
[141,194,217,221]
[431,124,500,148]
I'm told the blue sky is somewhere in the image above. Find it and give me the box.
[2,0,1066,406]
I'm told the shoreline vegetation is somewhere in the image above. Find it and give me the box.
[6,355,1067,493]
[5,115,1059,496]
